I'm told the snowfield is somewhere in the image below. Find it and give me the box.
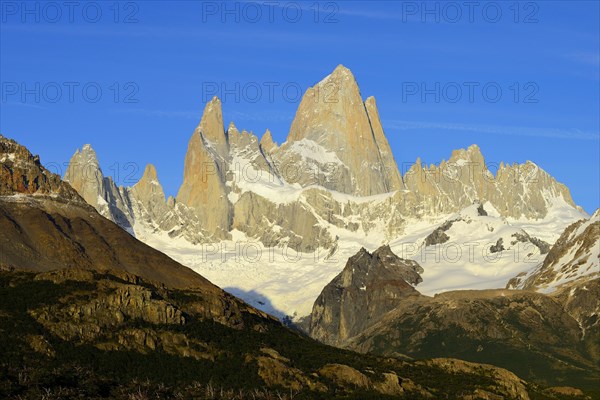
[137,199,588,321]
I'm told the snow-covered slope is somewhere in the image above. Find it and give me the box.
[388,201,556,296]
[508,209,599,293]
[61,146,587,320]
[132,200,584,320]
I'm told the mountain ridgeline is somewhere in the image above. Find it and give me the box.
[62,65,581,252]
[3,134,589,399]
[1,61,597,399]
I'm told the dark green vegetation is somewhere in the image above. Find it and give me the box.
[0,268,589,400]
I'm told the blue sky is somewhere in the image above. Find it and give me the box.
[1,1,599,213]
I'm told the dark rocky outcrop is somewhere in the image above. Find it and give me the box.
[476,202,488,216]
[308,245,424,346]
[0,135,87,205]
[424,220,454,246]
[490,237,505,253]
[308,243,600,391]
[511,232,551,254]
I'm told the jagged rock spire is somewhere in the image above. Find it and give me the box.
[131,163,170,223]
[198,96,227,155]
[176,97,231,240]
[280,64,403,196]
[133,164,165,202]
[259,129,278,154]
[64,144,105,209]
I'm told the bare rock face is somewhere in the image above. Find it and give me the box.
[130,164,169,222]
[0,135,85,204]
[317,364,370,389]
[227,122,282,193]
[256,348,327,392]
[31,283,187,343]
[197,96,229,161]
[232,190,335,252]
[63,144,105,208]
[25,268,247,361]
[493,161,577,219]
[308,245,423,346]
[403,144,578,220]
[259,129,278,155]
[274,65,404,196]
[364,96,404,190]
[64,144,135,232]
[544,386,585,397]
[63,143,213,244]
[59,66,586,253]
[176,97,231,240]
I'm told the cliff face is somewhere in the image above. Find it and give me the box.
[403,144,578,220]
[130,164,169,223]
[309,245,424,346]
[0,135,85,204]
[63,143,135,232]
[176,97,231,241]
[277,64,404,196]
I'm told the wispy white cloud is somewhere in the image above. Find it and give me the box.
[114,107,293,124]
[1,101,48,110]
[384,120,600,140]
[226,110,293,123]
[113,108,199,119]
[563,51,600,67]
[241,0,401,20]
[331,7,402,20]
[0,18,347,44]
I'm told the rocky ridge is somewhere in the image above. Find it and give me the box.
[508,209,599,293]
[1,135,87,205]
[61,66,585,253]
[308,245,423,346]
